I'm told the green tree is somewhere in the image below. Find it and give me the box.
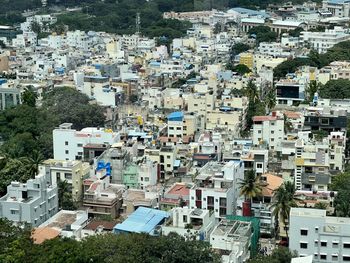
[21,86,38,107]
[264,88,276,113]
[20,149,44,178]
[314,202,328,210]
[239,170,262,202]
[305,80,321,103]
[58,180,75,210]
[243,80,259,103]
[319,79,350,99]
[248,26,277,44]
[231,42,250,56]
[270,181,299,238]
[229,64,251,75]
[248,246,297,263]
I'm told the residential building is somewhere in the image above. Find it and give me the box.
[193,132,223,166]
[114,207,169,235]
[189,161,244,219]
[160,183,192,211]
[34,210,88,241]
[0,173,58,227]
[0,86,21,110]
[300,27,350,53]
[303,106,347,134]
[322,0,350,17]
[252,112,285,152]
[39,159,90,203]
[210,219,253,263]
[53,123,120,161]
[289,208,350,261]
[162,207,215,240]
[83,169,124,218]
[276,80,305,106]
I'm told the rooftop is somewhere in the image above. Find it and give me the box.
[114,207,169,234]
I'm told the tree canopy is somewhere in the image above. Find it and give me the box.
[318,79,350,99]
[0,218,220,263]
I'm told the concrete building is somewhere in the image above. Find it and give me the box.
[83,168,124,218]
[53,123,120,161]
[322,0,350,17]
[252,112,285,152]
[0,173,58,227]
[83,76,118,106]
[160,183,191,211]
[162,207,215,240]
[300,27,350,53]
[193,132,223,166]
[35,210,88,241]
[210,219,252,263]
[39,159,90,203]
[167,111,197,139]
[289,208,350,261]
[189,161,244,219]
[0,86,21,110]
[303,106,347,134]
[276,80,305,106]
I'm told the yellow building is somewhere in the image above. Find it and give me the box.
[239,52,254,70]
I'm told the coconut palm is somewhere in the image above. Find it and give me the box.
[264,88,276,113]
[239,170,262,202]
[243,80,259,103]
[270,181,300,238]
[20,150,44,178]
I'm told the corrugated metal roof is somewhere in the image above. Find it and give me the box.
[114,207,169,234]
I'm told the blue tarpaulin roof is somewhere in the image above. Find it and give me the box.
[114,207,169,234]
[167,111,184,121]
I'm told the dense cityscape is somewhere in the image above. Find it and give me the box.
[0,0,350,262]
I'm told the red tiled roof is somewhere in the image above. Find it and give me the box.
[167,183,190,196]
[253,116,277,122]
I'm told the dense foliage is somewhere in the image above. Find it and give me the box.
[0,218,219,263]
[0,87,105,193]
[248,26,278,44]
[330,172,350,217]
[318,79,350,99]
[274,41,350,79]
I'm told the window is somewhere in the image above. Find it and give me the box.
[65,141,68,145]
[167,156,170,159]
[344,256,350,261]
[320,254,327,260]
[332,255,338,261]
[65,150,69,154]
[344,243,350,249]
[315,240,319,246]
[332,241,339,248]
[10,210,18,215]
[64,173,72,180]
[257,163,263,169]
[77,143,83,147]
[314,254,318,260]
[321,241,327,247]
[183,215,187,222]
[144,177,149,182]
[169,127,174,130]
[300,229,308,236]
[300,242,308,249]
[167,164,171,168]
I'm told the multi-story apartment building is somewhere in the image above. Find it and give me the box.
[303,106,347,134]
[39,159,90,203]
[83,169,124,219]
[300,27,350,53]
[53,123,120,161]
[189,161,244,219]
[0,174,58,226]
[162,207,215,240]
[193,132,223,166]
[223,139,269,177]
[276,80,305,106]
[210,219,252,263]
[328,131,346,172]
[252,112,285,152]
[289,208,350,262]
[322,0,350,17]
[167,111,197,139]
[294,138,331,191]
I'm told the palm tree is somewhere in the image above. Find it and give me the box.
[243,80,259,103]
[58,180,71,209]
[21,86,38,107]
[264,88,276,113]
[20,150,44,178]
[270,181,300,239]
[239,170,262,202]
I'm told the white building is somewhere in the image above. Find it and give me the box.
[189,161,244,219]
[210,219,252,263]
[162,207,215,240]
[53,123,120,161]
[300,27,350,53]
[289,208,350,262]
[322,0,350,17]
[252,112,285,152]
[0,173,58,227]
